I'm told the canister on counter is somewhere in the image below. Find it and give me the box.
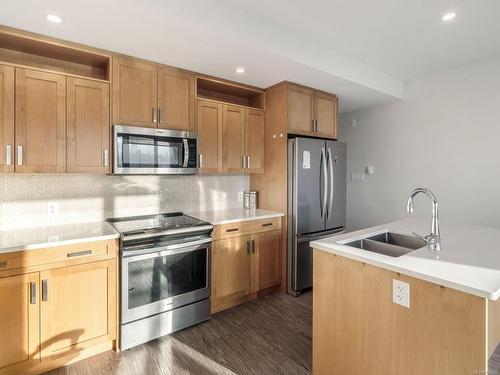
[244,191,258,210]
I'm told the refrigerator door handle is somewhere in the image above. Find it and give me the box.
[320,147,328,220]
[327,147,334,219]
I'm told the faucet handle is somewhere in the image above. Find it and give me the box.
[412,232,441,252]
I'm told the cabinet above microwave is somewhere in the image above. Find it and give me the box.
[113,125,198,175]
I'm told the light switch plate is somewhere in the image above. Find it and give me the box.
[393,279,410,308]
[47,202,59,216]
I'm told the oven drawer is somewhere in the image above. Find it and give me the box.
[212,217,281,240]
[0,239,117,272]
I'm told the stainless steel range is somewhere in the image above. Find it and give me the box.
[108,212,213,350]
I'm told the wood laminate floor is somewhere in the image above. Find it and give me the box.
[45,292,312,375]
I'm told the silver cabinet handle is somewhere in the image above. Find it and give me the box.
[158,108,163,124]
[316,120,320,132]
[252,239,256,254]
[5,144,11,165]
[17,145,23,165]
[42,279,48,302]
[67,250,92,257]
[182,139,189,168]
[30,281,36,305]
[247,240,250,255]
[199,153,203,168]
[103,149,109,167]
[247,156,250,169]
[242,155,246,169]
[152,107,157,124]
[311,119,315,132]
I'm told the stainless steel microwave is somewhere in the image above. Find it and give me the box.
[113,125,198,175]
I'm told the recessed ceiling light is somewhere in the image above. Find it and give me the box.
[442,12,456,22]
[235,67,245,74]
[46,14,63,24]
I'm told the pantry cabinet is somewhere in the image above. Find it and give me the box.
[286,82,338,139]
[15,69,66,173]
[211,217,282,313]
[0,65,14,173]
[67,78,110,173]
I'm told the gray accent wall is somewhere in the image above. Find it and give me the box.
[340,56,500,231]
[0,174,248,230]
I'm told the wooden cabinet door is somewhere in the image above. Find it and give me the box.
[211,236,251,310]
[222,104,245,173]
[315,91,338,139]
[0,272,39,372]
[0,65,14,173]
[67,78,110,173]
[287,84,314,135]
[245,109,265,174]
[158,67,195,131]
[197,99,222,173]
[40,260,116,362]
[113,58,157,127]
[253,230,281,291]
[15,69,66,173]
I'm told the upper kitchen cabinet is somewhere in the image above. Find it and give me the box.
[113,57,196,130]
[0,65,14,173]
[222,104,245,174]
[285,82,339,139]
[112,58,158,128]
[67,78,110,173]
[15,69,66,173]
[158,66,195,131]
[245,109,265,173]
[197,99,222,174]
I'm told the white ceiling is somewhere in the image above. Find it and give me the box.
[1,0,499,113]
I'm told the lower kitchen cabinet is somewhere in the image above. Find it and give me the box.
[40,259,116,363]
[0,240,117,375]
[211,219,282,313]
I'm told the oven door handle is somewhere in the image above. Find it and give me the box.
[183,139,189,168]
[121,237,212,259]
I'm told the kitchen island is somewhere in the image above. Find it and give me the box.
[311,217,500,375]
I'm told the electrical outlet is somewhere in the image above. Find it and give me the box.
[237,191,244,202]
[351,173,365,182]
[47,202,59,216]
[393,279,410,308]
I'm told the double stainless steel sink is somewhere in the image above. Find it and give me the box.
[343,231,426,257]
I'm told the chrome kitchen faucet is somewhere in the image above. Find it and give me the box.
[406,187,441,251]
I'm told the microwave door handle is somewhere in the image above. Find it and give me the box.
[183,139,189,168]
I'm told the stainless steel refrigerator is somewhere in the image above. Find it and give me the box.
[287,137,346,295]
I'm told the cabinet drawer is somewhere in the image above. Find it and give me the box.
[0,240,117,272]
[212,217,281,240]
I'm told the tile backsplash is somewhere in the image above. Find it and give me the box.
[0,174,249,230]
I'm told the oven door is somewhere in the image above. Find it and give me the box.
[121,238,211,324]
[113,125,197,175]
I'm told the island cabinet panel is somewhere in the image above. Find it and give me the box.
[221,104,245,173]
[313,249,488,375]
[112,58,157,128]
[66,78,110,173]
[0,65,14,173]
[0,272,39,372]
[245,109,265,174]
[211,236,251,313]
[197,99,222,173]
[39,259,116,363]
[15,69,66,173]
[158,67,195,131]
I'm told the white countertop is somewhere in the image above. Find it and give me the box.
[311,217,500,300]
[188,208,284,225]
[0,221,120,254]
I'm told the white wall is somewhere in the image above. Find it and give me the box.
[340,56,500,231]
